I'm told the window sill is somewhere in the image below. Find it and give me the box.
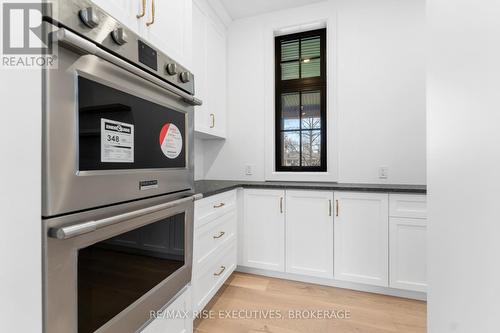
[266,171,337,182]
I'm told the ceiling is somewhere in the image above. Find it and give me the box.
[219,0,326,20]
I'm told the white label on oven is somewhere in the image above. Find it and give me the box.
[159,123,182,159]
[101,118,134,163]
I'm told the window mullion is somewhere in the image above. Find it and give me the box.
[299,91,303,167]
[298,37,302,79]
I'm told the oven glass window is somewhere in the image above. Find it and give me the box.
[78,76,187,171]
[78,213,185,333]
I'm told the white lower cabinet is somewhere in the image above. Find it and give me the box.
[192,191,237,312]
[389,194,427,292]
[241,189,285,271]
[191,188,426,313]
[192,241,236,312]
[334,192,389,287]
[141,287,193,333]
[389,218,427,292]
[285,190,334,278]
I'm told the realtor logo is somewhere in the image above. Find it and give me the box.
[1,2,57,68]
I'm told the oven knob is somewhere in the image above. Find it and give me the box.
[179,71,191,83]
[166,63,178,75]
[111,28,128,45]
[79,7,100,28]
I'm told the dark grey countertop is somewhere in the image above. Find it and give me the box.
[194,180,426,198]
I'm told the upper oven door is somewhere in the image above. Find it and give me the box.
[43,28,195,217]
[78,76,187,171]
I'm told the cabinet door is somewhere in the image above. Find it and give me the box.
[242,189,285,271]
[141,0,192,67]
[389,217,427,292]
[191,1,227,139]
[334,192,389,286]
[141,287,192,333]
[286,190,334,278]
[204,20,226,137]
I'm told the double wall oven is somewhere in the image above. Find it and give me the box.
[42,1,201,332]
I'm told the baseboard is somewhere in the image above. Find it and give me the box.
[235,266,427,301]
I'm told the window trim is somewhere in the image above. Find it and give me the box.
[274,28,327,172]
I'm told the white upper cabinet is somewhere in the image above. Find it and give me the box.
[140,0,193,68]
[204,19,227,137]
[241,189,285,271]
[334,192,389,287]
[192,0,227,139]
[285,190,334,278]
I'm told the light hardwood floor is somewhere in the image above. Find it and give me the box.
[194,272,426,333]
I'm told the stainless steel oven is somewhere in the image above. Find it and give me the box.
[42,0,201,218]
[42,1,201,332]
[44,193,199,333]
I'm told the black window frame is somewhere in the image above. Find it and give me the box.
[275,28,327,172]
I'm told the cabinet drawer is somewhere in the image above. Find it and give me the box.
[389,194,427,219]
[192,241,236,312]
[194,190,237,229]
[194,210,236,267]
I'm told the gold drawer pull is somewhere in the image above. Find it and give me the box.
[213,231,225,239]
[214,266,226,276]
[213,202,225,208]
[136,0,146,18]
[146,0,155,26]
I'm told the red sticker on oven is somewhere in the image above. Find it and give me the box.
[159,123,183,159]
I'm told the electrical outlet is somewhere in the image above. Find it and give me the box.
[245,164,253,176]
[379,166,389,179]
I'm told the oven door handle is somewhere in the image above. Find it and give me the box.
[49,194,202,240]
[51,28,202,106]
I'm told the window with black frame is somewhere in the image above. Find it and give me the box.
[275,28,326,172]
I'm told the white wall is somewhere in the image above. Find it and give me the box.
[427,0,500,332]
[0,70,42,331]
[194,138,206,180]
[202,0,426,184]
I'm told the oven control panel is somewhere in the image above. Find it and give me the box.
[47,0,195,95]
[138,40,158,71]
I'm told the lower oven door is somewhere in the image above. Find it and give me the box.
[43,194,195,333]
[43,26,195,217]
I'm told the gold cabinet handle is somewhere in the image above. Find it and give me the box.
[210,113,215,128]
[280,197,283,214]
[146,0,155,26]
[213,202,225,208]
[336,200,339,217]
[329,199,332,217]
[213,231,225,239]
[214,266,226,276]
[136,0,146,18]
